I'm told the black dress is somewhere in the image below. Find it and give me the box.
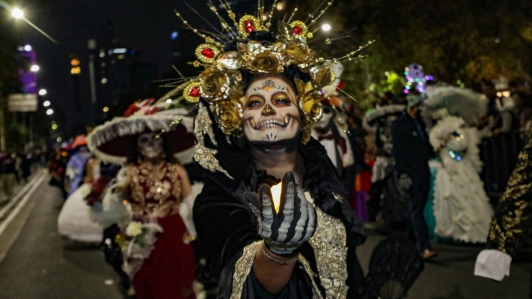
[192,103,367,298]
[485,139,532,297]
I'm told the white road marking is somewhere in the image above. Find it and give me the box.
[0,170,47,220]
[0,171,49,237]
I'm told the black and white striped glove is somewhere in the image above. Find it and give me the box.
[248,172,317,256]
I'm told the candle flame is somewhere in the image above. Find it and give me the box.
[271,182,282,213]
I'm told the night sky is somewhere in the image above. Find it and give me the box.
[13,0,244,134]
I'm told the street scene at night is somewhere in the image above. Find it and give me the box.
[0,1,531,298]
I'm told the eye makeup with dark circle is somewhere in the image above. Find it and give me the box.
[246,95,264,108]
[271,92,292,106]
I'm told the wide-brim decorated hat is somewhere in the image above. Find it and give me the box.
[87,99,195,165]
[422,87,487,128]
[364,104,406,127]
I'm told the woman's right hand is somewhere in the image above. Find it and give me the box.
[247,172,317,256]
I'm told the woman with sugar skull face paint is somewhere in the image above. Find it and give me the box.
[124,132,197,299]
[87,105,198,299]
[185,24,368,296]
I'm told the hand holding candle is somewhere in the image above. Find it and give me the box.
[249,172,317,256]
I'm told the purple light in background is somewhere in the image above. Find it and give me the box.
[18,49,37,94]
[404,89,409,94]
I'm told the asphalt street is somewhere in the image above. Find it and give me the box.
[0,175,530,299]
[0,175,122,299]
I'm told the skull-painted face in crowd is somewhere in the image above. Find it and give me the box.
[313,104,333,130]
[137,132,163,159]
[243,75,301,143]
[446,129,468,152]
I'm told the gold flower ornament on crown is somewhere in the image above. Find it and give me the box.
[170,0,373,143]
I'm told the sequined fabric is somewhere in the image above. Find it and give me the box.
[127,162,182,218]
[298,255,324,299]
[487,140,532,255]
[194,103,234,180]
[309,207,349,299]
[230,241,261,299]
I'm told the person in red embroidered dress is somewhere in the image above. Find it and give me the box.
[123,131,196,299]
[86,101,198,299]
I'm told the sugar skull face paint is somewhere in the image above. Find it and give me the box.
[138,132,163,159]
[243,76,301,143]
[313,104,333,130]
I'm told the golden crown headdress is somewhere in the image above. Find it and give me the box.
[159,0,373,144]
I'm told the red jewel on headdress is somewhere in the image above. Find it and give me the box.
[293,26,302,35]
[201,48,215,59]
[245,20,255,33]
[189,87,201,98]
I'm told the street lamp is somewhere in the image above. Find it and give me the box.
[12,8,24,19]
[46,109,54,115]
[43,101,51,107]
[31,65,40,72]
[321,24,332,32]
[39,89,47,96]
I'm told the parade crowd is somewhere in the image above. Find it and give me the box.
[38,76,531,298]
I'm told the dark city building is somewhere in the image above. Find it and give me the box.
[87,21,158,122]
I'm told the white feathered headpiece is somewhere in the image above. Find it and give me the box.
[322,62,344,96]
[422,87,487,128]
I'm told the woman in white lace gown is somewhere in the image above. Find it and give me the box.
[430,116,493,243]
[57,157,102,243]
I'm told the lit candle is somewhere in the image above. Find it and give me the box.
[270,182,282,213]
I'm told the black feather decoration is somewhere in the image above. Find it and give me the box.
[365,235,425,299]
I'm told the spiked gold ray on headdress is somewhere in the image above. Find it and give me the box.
[165,0,373,143]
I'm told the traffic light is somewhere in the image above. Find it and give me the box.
[70,56,81,75]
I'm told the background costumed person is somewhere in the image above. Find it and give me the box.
[65,135,92,197]
[364,105,409,223]
[57,136,103,243]
[391,95,437,259]
[474,138,532,295]
[422,87,493,243]
[311,62,362,201]
[87,103,198,299]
